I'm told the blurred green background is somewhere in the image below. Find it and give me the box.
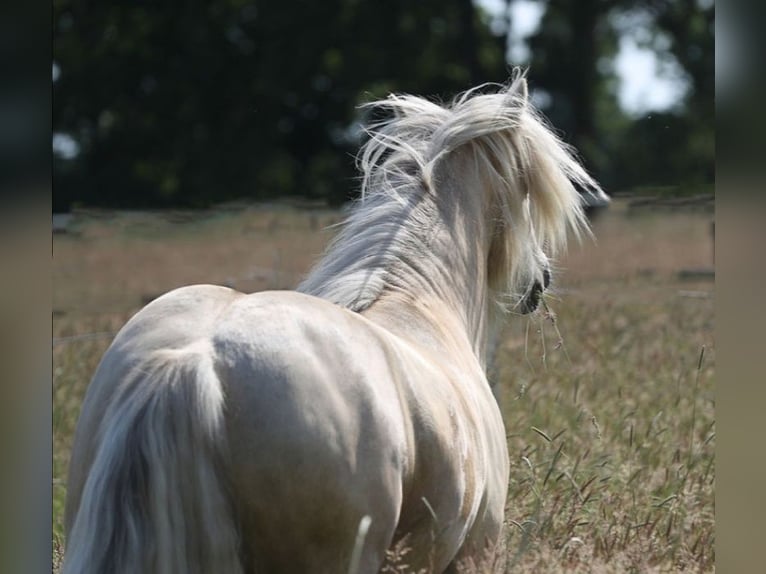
[52,0,713,211]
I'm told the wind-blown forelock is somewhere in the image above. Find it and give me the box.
[299,71,606,312]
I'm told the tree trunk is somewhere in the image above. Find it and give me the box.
[457,0,481,85]
[570,0,598,149]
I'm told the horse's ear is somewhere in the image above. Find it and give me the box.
[505,72,528,109]
[517,77,528,102]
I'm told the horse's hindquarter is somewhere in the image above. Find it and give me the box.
[64,284,243,536]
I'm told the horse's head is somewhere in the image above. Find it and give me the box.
[304,70,607,327]
[457,73,608,316]
[496,223,552,315]
[518,252,551,314]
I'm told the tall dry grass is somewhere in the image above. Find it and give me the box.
[53,198,714,572]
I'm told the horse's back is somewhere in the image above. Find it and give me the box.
[211,290,509,572]
[208,289,410,571]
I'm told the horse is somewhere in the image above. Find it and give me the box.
[62,73,606,574]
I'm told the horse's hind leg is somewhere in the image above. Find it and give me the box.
[233,482,398,574]
[223,407,402,573]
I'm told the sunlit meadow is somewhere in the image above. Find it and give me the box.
[53,197,714,572]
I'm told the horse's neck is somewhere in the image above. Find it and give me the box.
[363,168,494,367]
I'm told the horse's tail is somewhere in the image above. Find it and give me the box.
[62,345,243,574]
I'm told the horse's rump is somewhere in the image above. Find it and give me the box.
[63,331,242,574]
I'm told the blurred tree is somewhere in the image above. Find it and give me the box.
[53,0,507,210]
[611,0,714,189]
[525,0,625,189]
[522,0,713,192]
[53,0,713,210]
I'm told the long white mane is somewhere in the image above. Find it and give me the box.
[299,72,603,312]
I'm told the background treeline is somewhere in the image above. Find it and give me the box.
[52,0,713,211]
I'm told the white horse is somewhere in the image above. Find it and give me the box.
[63,74,606,574]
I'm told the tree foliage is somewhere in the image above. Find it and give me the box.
[53,0,713,210]
[525,0,713,192]
[620,0,715,188]
[526,0,622,188]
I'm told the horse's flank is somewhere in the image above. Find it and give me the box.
[63,74,605,573]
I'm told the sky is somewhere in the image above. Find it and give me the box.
[479,0,688,115]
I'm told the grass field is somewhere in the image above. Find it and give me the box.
[53,197,714,572]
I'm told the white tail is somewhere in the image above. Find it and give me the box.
[63,346,243,574]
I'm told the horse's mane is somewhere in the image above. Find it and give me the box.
[299,72,604,313]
